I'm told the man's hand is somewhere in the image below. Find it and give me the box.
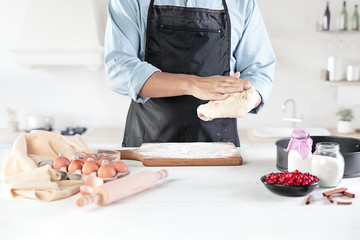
[139,71,260,108]
[196,72,262,121]
[234,72,262,110]
[188,72,251,101]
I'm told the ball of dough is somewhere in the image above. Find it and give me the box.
[197,86,258,121]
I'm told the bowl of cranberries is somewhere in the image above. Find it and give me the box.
[261,170,319,197]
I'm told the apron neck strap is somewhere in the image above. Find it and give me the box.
[222,0,228,11]
[149,0,228,11]
[149,0,155,9]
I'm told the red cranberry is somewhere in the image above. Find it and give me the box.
[264,170,318,186]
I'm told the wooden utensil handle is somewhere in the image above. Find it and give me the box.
[76,193,102,207]
[118,149,143,161]
[75,170,168,207]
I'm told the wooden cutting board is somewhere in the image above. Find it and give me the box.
[118,142,242,166]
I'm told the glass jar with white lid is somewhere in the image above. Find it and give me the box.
[311,142,345,188]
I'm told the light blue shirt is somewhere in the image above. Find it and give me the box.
[105,0,276,112]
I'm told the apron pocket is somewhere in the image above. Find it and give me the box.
[159,24,222,77]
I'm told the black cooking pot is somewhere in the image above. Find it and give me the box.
[275,136,360,178]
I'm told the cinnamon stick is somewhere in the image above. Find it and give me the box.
[323,187,347,197]
[342,191,355,198]
[337,201,352,205]
[327,195,334,203]
[305,195,313,205]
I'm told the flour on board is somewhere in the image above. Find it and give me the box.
[137,142,239,159]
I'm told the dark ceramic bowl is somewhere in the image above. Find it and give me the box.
[275,136,360,178]
[261,175,318,197]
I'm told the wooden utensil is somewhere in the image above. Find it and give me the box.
[75,134,96,155]
[76,169,168,207]
[118,142,242,166]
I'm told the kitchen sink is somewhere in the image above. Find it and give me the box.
[252,127,331,138]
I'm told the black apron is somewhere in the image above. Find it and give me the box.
[122,0,240,147]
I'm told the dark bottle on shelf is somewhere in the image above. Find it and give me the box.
[339,1,348,31]
[322,1,331,31]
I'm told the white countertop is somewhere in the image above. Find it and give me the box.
[1,145,360,240]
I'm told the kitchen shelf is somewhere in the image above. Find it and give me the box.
[320,69,360,86]
[321,79,360,86]
[317,30,360,34]
[316,24,360,34]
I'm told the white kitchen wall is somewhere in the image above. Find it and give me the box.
[240,0,360,129]
[0,0,131,131]
[0,0,359,132]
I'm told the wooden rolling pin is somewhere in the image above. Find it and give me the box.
[76,169,168,207]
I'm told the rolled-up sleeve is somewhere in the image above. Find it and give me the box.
[104,0,160,103]
[234,0,276,113]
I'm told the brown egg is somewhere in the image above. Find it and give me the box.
[98,160,117,178]
[113,161,129,173]
[82,159,99,175]
[53,156,70,171]
[68,160,84,173]
[97,158,112,166]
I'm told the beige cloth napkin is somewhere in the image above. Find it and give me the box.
[3,130,92,201]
